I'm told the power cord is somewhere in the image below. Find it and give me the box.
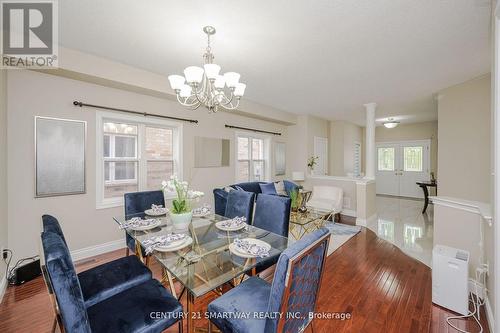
[3,250,39,285]
[445,270,486,333]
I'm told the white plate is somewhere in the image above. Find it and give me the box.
[156,237,193,252]
[215,221,246,231]
[228,238,271,258]
[129,219,161,231]
[144,208,168,216]
[193,211,211,218]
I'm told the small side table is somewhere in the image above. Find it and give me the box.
[416,181,437,214]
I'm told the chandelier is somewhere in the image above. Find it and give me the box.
[168,26,246,113]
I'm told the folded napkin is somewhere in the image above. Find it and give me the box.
[150,204,166,213]
[220,216,247,228]
[119,217,159,230]
[143,233,187,255]
[193,204,211,216]
[233,238,270,258]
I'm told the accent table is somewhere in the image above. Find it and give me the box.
[416,181,437,214]
[289,208,334,240]
[113,213,289,333]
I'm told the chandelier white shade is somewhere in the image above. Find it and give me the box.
[168,26,246,113]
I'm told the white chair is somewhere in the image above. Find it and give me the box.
[307,186,343,221]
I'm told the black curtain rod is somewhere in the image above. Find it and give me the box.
[73,101,198,124]
[225,124,281,136]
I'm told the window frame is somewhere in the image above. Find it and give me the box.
[96,111,183,209]
[235,132,270,182]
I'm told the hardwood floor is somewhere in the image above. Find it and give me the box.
[0,227,490,333]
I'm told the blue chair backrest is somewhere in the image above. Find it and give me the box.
[42,214,67,246]
[253,194,291,237]
[265,227,330,333]
[124,190,165,218]
[213,188,229,216]
[224,190,255,222]
[41,231,91,333]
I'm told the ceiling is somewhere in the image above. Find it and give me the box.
[59,0,491,125]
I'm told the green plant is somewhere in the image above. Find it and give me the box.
[289,189,301,210]
[161,175,204,214]
[307,156,319,170]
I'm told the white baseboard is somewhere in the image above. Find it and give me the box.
[0,274,7,304]
[485,296,494,333]
[468,279,494,332]
[356,213,377,227]
[341,209,357,217]
[70,239,125,262]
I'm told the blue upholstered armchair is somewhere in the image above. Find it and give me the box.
[124,190,165,258]
[207,227,330,333]
[41,231,183,333]
[42,215,152,308]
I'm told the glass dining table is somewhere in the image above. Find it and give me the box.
[113,212,290,333]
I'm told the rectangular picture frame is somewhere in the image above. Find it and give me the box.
[35,116,87,197]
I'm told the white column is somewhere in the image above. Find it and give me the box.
[364,103,377,179]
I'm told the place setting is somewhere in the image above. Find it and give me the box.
[228,237,271,259]
[119,217,162,231]
[142,233,193,255]
[192,204,211,218]
[144,204,169,217]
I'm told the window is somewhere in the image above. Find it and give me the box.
[97,113,182,208]
[236,134,269,182]
[403,146,423,172]
[377,147,395,171]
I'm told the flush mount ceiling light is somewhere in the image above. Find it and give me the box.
[168,26,246,113]
[383,118,400,129]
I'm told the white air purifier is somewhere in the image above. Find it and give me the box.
[432,245,469,315]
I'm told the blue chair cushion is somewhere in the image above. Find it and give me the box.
[87,279,183,333]
[208,277,270,333]
[78,255,152,308]
[259,183,278,195]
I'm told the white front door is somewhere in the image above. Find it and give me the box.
[376,143,400,195]
[376,140,430,198]
[313,136,328,175]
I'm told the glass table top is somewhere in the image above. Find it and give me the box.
[289,208,334,226]
[113,213,289,298]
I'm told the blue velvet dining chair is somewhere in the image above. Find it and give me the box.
[224,190,255,223]
[251,194,291,273]
[41,231,184,333]
[207,227,330,333]
[124,190,165,257]
[41,215,153,308]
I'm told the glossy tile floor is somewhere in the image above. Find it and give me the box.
[367,195,433,267]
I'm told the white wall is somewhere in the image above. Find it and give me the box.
[438,74,491,202]
[329,121,363,176]
[0,69,8,293]
[6,70,292,263]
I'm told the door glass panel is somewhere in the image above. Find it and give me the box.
[377,147,395,171]
[403,146,423,172]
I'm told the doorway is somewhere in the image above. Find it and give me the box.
[376,140,431,198]
[313,136,328,176]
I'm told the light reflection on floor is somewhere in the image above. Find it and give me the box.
[367,195,433,267]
